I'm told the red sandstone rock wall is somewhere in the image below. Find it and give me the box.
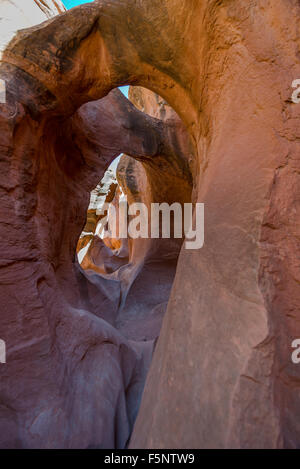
[0,0,299,449]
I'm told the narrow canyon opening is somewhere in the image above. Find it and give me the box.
[75,86,194,444]
[77,86,194,325]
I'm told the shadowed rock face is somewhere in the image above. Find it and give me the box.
[0,0,300,449]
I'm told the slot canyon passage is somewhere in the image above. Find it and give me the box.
[0,0,300,449]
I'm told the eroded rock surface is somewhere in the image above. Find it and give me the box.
[0,0,299,450]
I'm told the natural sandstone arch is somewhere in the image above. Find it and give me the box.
[0,0,299,449]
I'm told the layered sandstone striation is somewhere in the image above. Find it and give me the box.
[0,0,299,450]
